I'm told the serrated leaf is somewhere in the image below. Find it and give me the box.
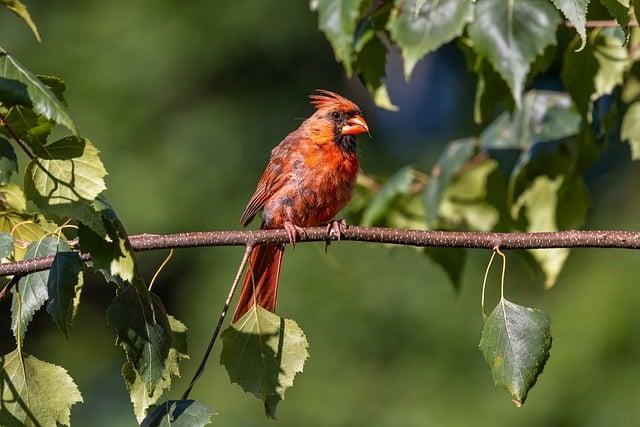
[0,183,26,211]
[468,0,561,107]
[479,298,551,406]
[11,237,71,344]
[0,105,54,155]
[424,247,467,292]
[621,101,640,159]
[311,0,366,76]
[550,0,590,50]
[221,304,309,419]
[0,349,83,426]
[387,0,474,79]
[480,90,581,150]
[107,284,172,393]
[562,31,629,117]
[0,0,41,42]
[354,33,398,110]
[141,400,214,427]
[0,137,17,184]
[35,75,67,106]
[0,49,77,134]
[124,316,189,422]
[424,138,476,225]
[0,231,13,257]
[46,251,84,340]
[600,0,631,39]
[361,166,415,226]
[0,211,57,260]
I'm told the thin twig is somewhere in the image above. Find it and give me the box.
[0,275,21,301]
[181,244,254,400]
[0,227,639,280]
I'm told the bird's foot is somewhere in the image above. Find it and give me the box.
[284,221,306,247]
[324,219,348,253]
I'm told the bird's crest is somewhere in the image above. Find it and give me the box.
[309,89,360,112]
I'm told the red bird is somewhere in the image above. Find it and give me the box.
[232,90,369,322]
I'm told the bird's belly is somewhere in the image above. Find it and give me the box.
[263,170,355,228]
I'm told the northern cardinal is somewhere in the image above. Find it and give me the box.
[232,90,369,322]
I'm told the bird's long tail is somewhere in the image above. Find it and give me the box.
[232,240,285,323]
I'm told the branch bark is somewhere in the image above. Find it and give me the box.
[0,227,639,279]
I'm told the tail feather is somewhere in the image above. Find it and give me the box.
[232,243,285,323]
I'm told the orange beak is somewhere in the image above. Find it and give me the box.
[341,115,369,136]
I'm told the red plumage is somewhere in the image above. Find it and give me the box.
[231,90,369,322]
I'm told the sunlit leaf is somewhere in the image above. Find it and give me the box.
[46,251,84,340]
[550,0,590,50]
[600,0,631,39]
[354,33,397,110]
[468,0,561,107]
[0,183,26,212]
[11,237,71,344]
[387,0,474,80]
[221,304,309,419]
[0,49,78,134]
[124,316,189,422]
[0,211,57,260]
[141,400,214,427]
[0,0,41,42]
[311,0,366,76]
[479,298,552,406]
[621,101,640,160]
[0,349,83,426]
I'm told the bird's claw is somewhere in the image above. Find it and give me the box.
[324,219,348,253]
[284,222,306,247]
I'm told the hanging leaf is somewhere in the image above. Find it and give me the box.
[0,232,13,258]
[107,283,172,393]
[0,211,57,260]
[46,251,84,340]
[479,298,552,406]
[600,0,631,39]
[221,304,309,419]
[310,0,366,76]
[550,0,590,50]
[0,49,78,134]
[621,101,640,160]
[0,0,41,42]
[11,237,71,344]
[0,137,17,185]
[354,33,398,110]
[387,0,474,80]
[0,349,83,426]
[467,0,561,107]
[141,400,214,427]
[562,31,629,118]
[123,316,189,422]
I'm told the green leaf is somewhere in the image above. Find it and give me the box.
[35,75,68,106]
[0,105,54,154]
[221,304,309,419]
[361,166,416,226]
[310,0,366,76]
[479,298,552,406]
[0,211,57,260]
[550,0,590,50]
[480,90,581,150]
[107,284,172,393]
[600,0,631,39]
[0,349,83,426]
[354,33,398,110]
[123,316,189,422]
[561,31,629,117]
[467,0,561,107]
[0,232,13,257]
[387,0,474,79]
[0,183,26,211]
[0,0,41,42]
[0,49,78,134]
[424,247,467,293]
[46,251,84,340]
[0,137,17,185]
[141,400,214,427]
[424,138,476,225]
[621,101,640,160]
[11,237,71,344]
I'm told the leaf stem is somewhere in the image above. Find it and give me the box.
[496,248,506,300]
[181,244,254,400]
[148,249,174,291]
[481,250,497,320]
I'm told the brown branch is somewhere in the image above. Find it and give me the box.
[565,19,639,28]
[0,227,639,282]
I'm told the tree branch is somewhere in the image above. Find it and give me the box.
[0,227,639,281]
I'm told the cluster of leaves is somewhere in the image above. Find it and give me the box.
[0,3,218,426]
[315,0,639,406]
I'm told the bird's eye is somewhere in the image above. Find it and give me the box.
[331,111,342,121]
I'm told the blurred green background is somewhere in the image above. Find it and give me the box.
[1,1,640,426]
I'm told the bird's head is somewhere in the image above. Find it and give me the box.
[308,90,369,151]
